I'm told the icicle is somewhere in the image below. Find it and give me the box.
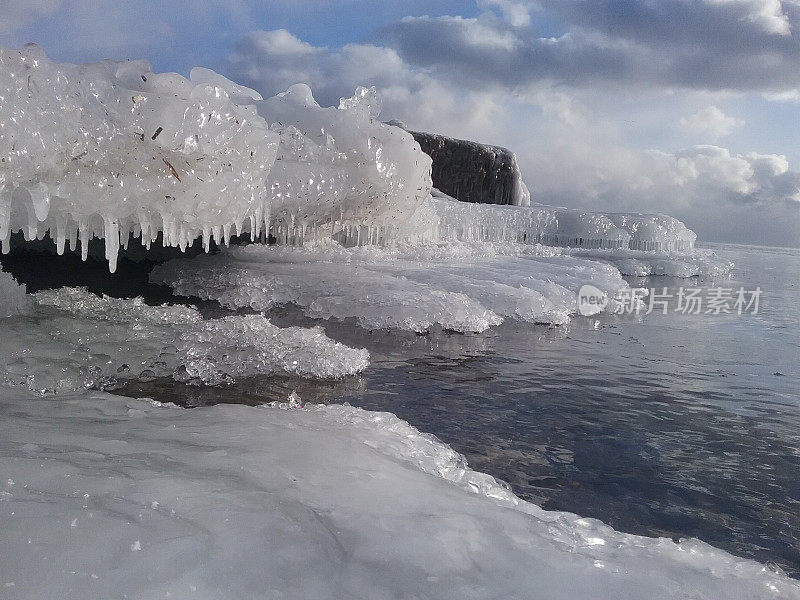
[254,205,263,240]
[27,183,50,222]
[55,215,66,255]
[0,186,11,247]
[249,214,257,242]
[104,217,120,273]
[79,224,90,261]
[178,226,188,252]
[25,205,39,241]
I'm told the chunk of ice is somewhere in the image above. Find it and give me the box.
[150,241,631,331]
[0,287,368,394]
[0,47,432,270]
[0,267,30,317]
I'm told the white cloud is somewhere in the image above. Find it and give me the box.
[224,30,508,139]
[707,0,792,35]
[678,106,745,140]
[477,0,533,27]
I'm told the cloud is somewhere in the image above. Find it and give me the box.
[380,1,800,93]
[224,29,507,138]
[678,106,745,140]
[0,1,62,35]
[477,0,532,27]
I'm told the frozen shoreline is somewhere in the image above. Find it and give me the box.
[1,388,797,599]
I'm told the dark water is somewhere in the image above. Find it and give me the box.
[5,242,800,577]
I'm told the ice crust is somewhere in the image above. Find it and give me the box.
[0,287,368,394]
[0,388,796,600]
[567,247,734,278]
[256,84,432,242]
[151,242,631,332]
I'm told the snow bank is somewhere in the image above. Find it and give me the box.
[150,241,630,332]
[0,287,368,394]
[0,388,796,600]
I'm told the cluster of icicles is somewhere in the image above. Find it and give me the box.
[0,45,431,271]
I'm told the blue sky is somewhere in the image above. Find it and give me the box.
[2,0,799,246]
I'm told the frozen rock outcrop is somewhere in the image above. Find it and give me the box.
[405,129,531,206]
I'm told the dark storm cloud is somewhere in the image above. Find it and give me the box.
[380,1,800,92]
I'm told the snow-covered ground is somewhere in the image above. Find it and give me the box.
[1,388,797,600]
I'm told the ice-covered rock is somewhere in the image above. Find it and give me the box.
[255,85,432,243]
[0,44,277,271]
[404,129,531,206]
[1,44,711,276]
[0,388,796,599]
[0,287,368,394]
[150,241,630,332]
[0,47,432,270]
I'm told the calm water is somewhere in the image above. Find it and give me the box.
[7,242,800,576]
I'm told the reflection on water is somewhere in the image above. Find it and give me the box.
[56,243,800,577]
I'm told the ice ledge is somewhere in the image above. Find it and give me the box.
[0,388,796,599]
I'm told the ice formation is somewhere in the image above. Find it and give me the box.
[0,44,785,600]
[151,242,630,332]
[0,287,368,394]
[396,190,698,253]
[0,266,30,317]
[256,84,431,243]
[0,46,432,270]
[0,388,797,599]
[0,45,277,271]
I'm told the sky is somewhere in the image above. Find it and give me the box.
[2,0,799,247]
